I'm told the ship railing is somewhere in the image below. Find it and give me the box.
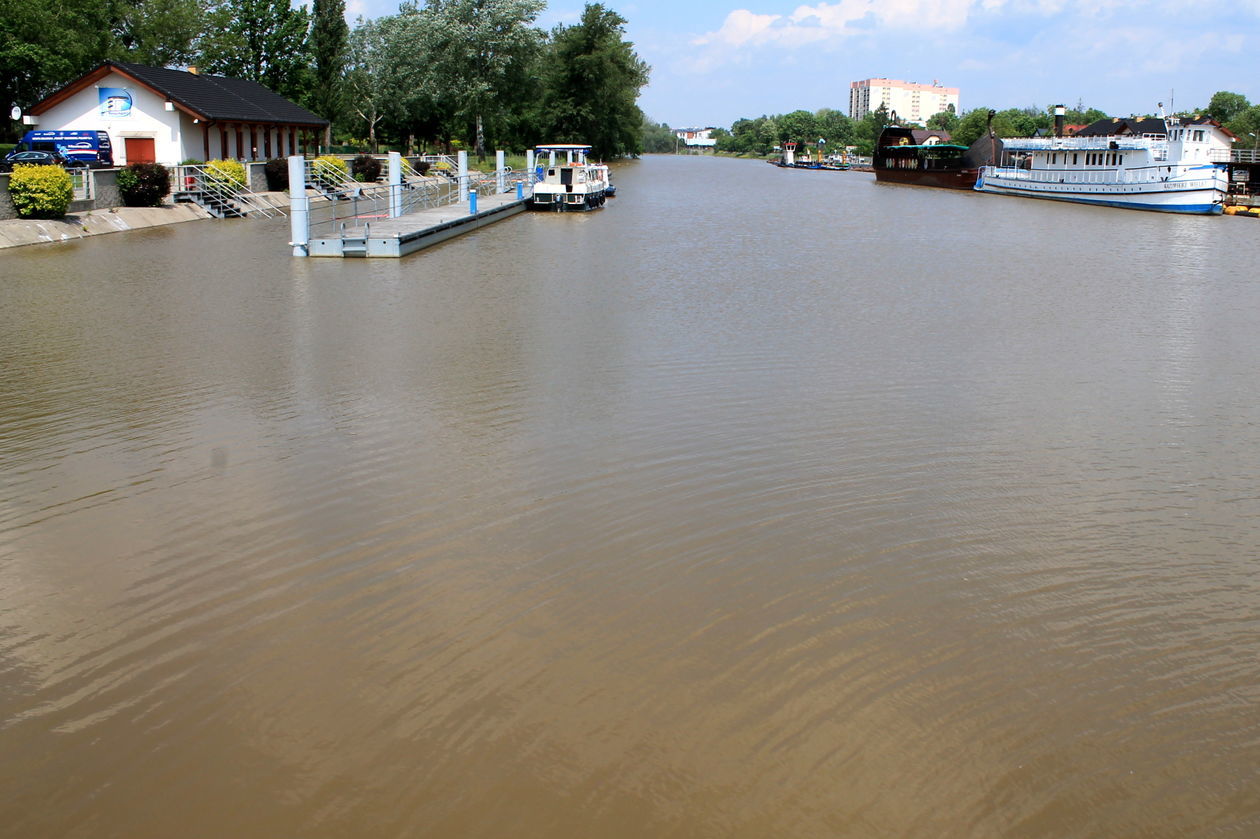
[1226,148,1260,164]
[1001,136,1160,152]
[983,165,1222,186]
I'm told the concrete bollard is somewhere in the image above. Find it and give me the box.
[457,150,468,202]
[288,154,308,257]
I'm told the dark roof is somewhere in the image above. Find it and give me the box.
[32,61,327,127]
[114,62,327,126]
[1073,115,1221,138]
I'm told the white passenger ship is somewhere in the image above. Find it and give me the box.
[975,113,1232,214]
[530,144,611,212]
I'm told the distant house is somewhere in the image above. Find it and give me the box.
[675,127,717,148]
[910,129,950,145]
[23,61,328,166]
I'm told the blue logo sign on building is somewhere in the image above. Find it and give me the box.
[99,88,133,119]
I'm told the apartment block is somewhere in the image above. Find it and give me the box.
[849,78,960,124]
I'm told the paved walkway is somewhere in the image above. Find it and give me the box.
[0,204,214,250]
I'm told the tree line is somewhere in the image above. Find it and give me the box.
[642,91,1260,158]
[0,0,650,159]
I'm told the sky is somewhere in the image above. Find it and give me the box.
[349,0,1260,129]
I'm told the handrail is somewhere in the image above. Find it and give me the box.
[172,164,286,218]
[304,158,522,239]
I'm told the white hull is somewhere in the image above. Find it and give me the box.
[529,144,611,213]
[976,165,1227,214]
[974,119,1231,215]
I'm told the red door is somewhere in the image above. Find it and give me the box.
[124,138,156,164]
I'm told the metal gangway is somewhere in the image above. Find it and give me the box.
[171,164,286,219]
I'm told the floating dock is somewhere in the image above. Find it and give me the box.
[308,191,529,257]
[287,151,536,259]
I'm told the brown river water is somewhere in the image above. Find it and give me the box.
[2,155,1259,837]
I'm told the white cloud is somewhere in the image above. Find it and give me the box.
[693,9,785,46]
[693,0,987,49]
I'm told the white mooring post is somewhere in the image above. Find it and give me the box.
[457,151,469,202]
[388,152,402,218]
[496,150,505,193]
[526,150,535,184]
[288,155,309,257]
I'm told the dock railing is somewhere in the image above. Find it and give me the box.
[300,152,520,245]
[172,164,286,219]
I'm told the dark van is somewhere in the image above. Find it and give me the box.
[7,130,114,167]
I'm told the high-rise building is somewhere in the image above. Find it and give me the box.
[849,78,960,124]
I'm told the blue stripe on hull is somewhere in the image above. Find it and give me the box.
[977,187,1223,215]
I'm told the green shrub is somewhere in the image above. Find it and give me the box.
[117,162,170,207]
[350,154,381,182]
[204,158,246,189]
[180,158,204,165]
[7,164,73,219]
[264,158,289,191]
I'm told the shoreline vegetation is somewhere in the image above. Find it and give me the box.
[3,1,650,161]
[642,91,1260,159]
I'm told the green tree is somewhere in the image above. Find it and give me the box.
[104,0,204,65]
[815,108,855,146]
[1207,91,1250,124]
[0,0,109,140]
[421,0,545,160]
[776,109,817,146]
[308,0,349,143]
[926,110,960,133]
[641,118,675,153]
[1227,105,1260,149]
[343,15,398,150]
[953,107,1021,146]
[198,0,310,99]
[539,4,649,159]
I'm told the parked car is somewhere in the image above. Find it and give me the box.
[0,150,70,172]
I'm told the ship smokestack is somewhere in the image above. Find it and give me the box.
[1054,104,1066,138]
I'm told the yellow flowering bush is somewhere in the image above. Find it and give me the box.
[204,158,246,189]
[311,154,349,188]
[7,164,73,219]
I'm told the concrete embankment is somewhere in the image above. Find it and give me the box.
[0,204,215,250]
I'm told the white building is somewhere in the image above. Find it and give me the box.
[849,79,959,125]
[25,61,328,166]
[674,127,717,148]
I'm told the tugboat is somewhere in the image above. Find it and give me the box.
[530,144,611,212]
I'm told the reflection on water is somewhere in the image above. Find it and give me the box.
[2,156,1259,838]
